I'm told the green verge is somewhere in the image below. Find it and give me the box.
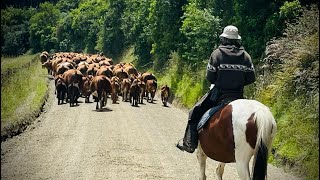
[154,52,208,109]
[1,54,38,73]
[1,54,49,140]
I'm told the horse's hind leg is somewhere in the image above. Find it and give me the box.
[197,143,207,180]
[235,144,253,180]
[216,162,225,180]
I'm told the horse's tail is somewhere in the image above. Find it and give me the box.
[252,106,277,180]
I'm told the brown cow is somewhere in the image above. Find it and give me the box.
[51,58,64,76]
[160,84,170,106]
[121,78,131,102]
[141,72,157,83]
[42,60,53,75]
[138,80,146,104]
[99,60,112,67]
[129,79,140,107]
[82,75,93,103]
[146,79,157,103]
[77,63,88,75]
[90,75,112,110]
[96,66,113,78]
[68,82,80,107]
[40,51,49,64]
[110,77,120,104]
[62,69,83,103]
[55,76,67,105]
[113,67,129,82]
[124,65,138,76]
[56,62,74,75]
[87,63,99,76]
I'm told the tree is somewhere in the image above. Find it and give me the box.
[1,7,35,55]
[121,0,153,66]
[96,0,125,57]
[148,0,187,69]
[29,2,60,53]
[179,2,220,66]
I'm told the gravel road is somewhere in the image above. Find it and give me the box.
[1,80,301,180]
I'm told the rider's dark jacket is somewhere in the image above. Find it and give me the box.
[206,45,256,101]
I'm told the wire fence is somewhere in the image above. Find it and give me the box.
[1,56,39,87]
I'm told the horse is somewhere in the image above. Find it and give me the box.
[196,99,277,180]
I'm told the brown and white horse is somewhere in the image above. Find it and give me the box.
[197,99,277,180]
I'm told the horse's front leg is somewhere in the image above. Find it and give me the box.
[216,162,226,180]
[197,143,207,180]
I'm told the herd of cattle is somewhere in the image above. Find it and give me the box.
[40,51,170,110]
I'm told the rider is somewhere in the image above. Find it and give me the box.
[176,25,256,153]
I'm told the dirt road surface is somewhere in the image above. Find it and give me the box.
[1,80,301,180]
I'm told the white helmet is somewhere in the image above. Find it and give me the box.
[219,25,241,40]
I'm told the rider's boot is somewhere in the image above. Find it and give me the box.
[176,123,198,153]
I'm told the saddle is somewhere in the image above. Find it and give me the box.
[197,99,234,131]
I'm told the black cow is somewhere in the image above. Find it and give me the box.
[56,78,67,105]
[68,82,80,107]
[130,79,140,107]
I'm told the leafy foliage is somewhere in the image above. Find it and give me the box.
[121,0,152,66]
[29,2,61,53]
[179,2,220,66]
[67,0,108,53]
[97,0,125,57]
[1,7,35,55]
[148,0,187,69]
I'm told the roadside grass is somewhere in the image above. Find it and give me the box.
[1,55,48,139]
[1,54,38,73]
[114,46,136,64]
[154,52,208,108]
[265,93,319,179]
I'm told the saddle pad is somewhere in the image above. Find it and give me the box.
[197,103,226,131]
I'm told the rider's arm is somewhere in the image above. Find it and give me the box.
[243,52,256,86]
[206,50,219,85]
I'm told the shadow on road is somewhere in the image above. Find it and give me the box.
[92,107,113,112]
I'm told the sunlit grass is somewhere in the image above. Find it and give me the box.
[114,46,136,64]
[1,54,38,73]
[1,57,48,132]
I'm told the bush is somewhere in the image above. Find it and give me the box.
[256,5,319,179]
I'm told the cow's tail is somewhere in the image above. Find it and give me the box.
[252,106,277,180]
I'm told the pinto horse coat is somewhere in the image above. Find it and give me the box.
[197,99,277,180]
